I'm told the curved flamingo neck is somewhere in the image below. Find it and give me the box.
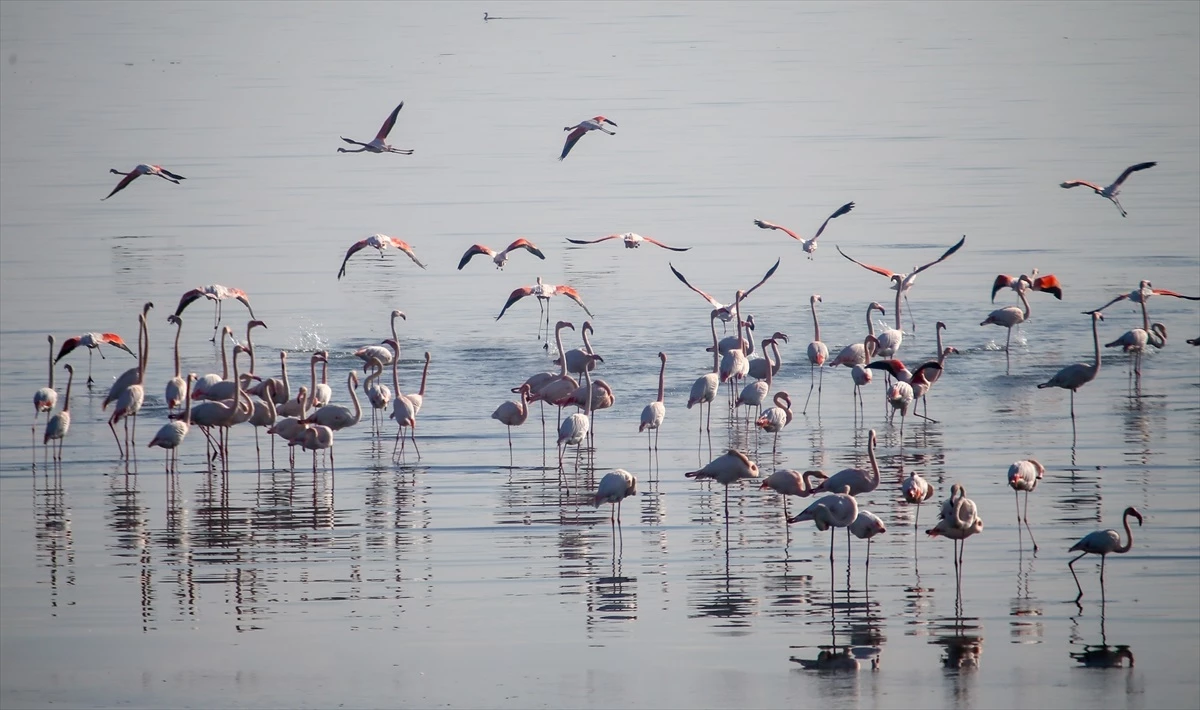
[245,324,257,374]
[554,325,569,377]
[1018,289,1031,321]
[230,349,244,421]
[811,299,821,342]
[802,470,824,495]
[137,314,149,384]
[346,372,362,424]
[1139,299,1149,332]
[656,358,666,403]
[733,294,744,351]
[279,353,291,401]
[709,314,719,374]
[771,339,782,376]
[47,337,55,389]
[418,356,430,396]
[867,435,879,488]
[582,327,594,355]
[764,341,775,387]
[865,305,877,337]
[936,325,944,358]
[1117,511,1136,553]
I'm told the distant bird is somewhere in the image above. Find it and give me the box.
[669,258,781,323]
[753,201,855,259]
[849,510,886,569]
[567,233,690,251]
[685,449,760,520]
[638,352,668,452]
[1007,459,1045,552]
[1069,507,1143,602]
[560,115,617,160]
[492,383,533,455]
[337,101,413,154]
[1038,312,1104,427]
[1060,162,1156,217]
[43,364,75,462]
[901,471,936,536]
[54,331,135,388]
[992,270,1063,302]
[174,284,256,342]
[102,164,185,200]
[789,485,859,562]
[338,234,426,279]
[594,469,637,525]
[32,336,58,445]
[837,235,966,331]
[1187,337,1200,346]
[803,295,828,415]
[496,277,595,343]
[1106,322,1167,378]
[458,238,545,270]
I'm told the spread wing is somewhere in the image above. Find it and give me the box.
[174,288,207,316]
[811,201,855,242]
[1110,161,1156,189]
[388,238,427,269]
[505,238,545,259]
[458,244,492,270]
[54,337,81,363]
[557,286,595,317]
[337,240,370,279]
[566,235,620,245]
[642,236,690,252]
[991,274,1015,302]
[742,257,782,299]
[1152,288,1200,300]
[837,246,895,278]
[1082,293,1128,314]
[1059,179,1103,191]
[560,126,587,161]
[102,171,140,200]
[158,168,186,181]
[376,101,404,141]
[1031,274,1063,300]
[496,287,533,320]
[669,263,722,308]
[909,235,966,278]
[753,220,801,240]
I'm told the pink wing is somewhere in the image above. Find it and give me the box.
[837,246,896,278]
[102,171,141,200]
[496,287,534,320]
[387,238,426,269]
[669,263,722,308]
[560,126,588,161]
[337,240,371,280]
[810,201,856,242]
[458,244,493,270]
[376,101,404,141]
[753,219,801,240]
[505,238,545,259]
[642,236,691,252]
[1059,179,1103,191]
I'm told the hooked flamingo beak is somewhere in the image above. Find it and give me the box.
[604,118,618,127]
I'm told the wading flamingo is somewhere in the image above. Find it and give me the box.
[493,383,533,457]
[982,285,1032,370]
[1106,322,1167,378]
[760,469,825,518]
[809,429,880,496]
[753,201,855,259]
[789,485,859,562]
[32,336,58,445]
[803,294,828,414]
[458,238,545,270]
[1060,162,1156,217]
[639,352,667,453]
[849,511,886,570]
[337,101,413,154]
[687,311,721,434]
[594,469,637,525]
[148,373,198,473]
[685,449,760,521]
[567,232,690,251]
[928,484,983,588]
[1068,507,1143,602]
[828,302,886,368]
[102,164,185,200]
[902,471,936,537]
[43,365,75,462]
[1007,459,1045,552]
[560,115,617,160]
[165,316,186,411]
[1038,312,1104,432]
[755,391,793,455]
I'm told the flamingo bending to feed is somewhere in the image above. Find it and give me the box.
[789,485,859,562]
[458,238,545,270]
[43,365,75,462]
[594,469,637,525]
[685,449,760,521]
[688,311,721,433]
[760,469,825,518]
[54,331,135,388]
[363,360,392,429]
[809,429,880,496]
[755,391,793,454]
[302,424,335,474]
[901,471,936,536]
[174,284,256,341]
[338,235,426,279]
[493,383,533,455]
[1068,507,1143,602]
[1038,312,1104,430]
[102,164,185,200]
[497,277,594,343]
[992,269,1063,302]
[567,232,690,251]
[1007,459,1045,552]
[1059,162,1156,217]
[148,374,198,473]
[669,258,780,323]
[837,235,966,331]
[32,336,58,445]
[639,352,667,453]
[337,101,413,154]
[753,201,855,259]
[560,115,617,160]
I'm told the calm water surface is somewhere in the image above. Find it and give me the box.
[2,2,1199,708]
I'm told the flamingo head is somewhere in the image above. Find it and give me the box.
[870,302,886,316]
[391,309,407,322]
[594,115,617,127]
[1124,507,1144,526]
[811,294,822,305]
[556,320,574,332]
[658,351,667,362]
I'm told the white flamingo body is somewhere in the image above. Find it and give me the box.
[458,238,545,270]
[789,486,859,561]
[567,232,690,251]
[639,352,667,450]
[594,469,637,523]
[33,335,58,440]
[752,202,856,258]
[1060,162,1156,217]
[1008,458,1045,550]
[43,364,75,460]
[149,373,197,471]
[337,234,426,279]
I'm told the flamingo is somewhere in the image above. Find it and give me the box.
[493,383,533,455]
[54,331,135,388]
[43,364,75,462]
[1084,280,1200,318]
[337,235,426,279]
[992,269,1063,302]
[387,339,421,460]
[747,332,785,381]
[337,101,413,154]
[789,485,859,562]
[246,377,279,469]
[639,352,667,453]
[917,322,958,418]
[302,424,336,474]
[571,373,615,447]
[885,381,915,436]
[530,322,580,429]
[755,391,793,454]
[850,361,874,422]
[560,115,617,160]
[173,284,256,342]
[32,335,58,445]
[718,291,750,399]
[496,277,595,343]
[198,321,266,402]
[1060,162,1156,217]
[867,361,941,429]
[240,318,268,377]
[901,471,936,537]
[305,371,362,433]
[753,202,856,259]
[1007,459,1045,552]
[668,258,780,323]
[803,295,828,414]
[687,311,721,434]
[193,326,235,400]
[164,315,186,411]
[402,351,431,416]
[810,429,881,496]
[849,511,886,570]
[1038,312,1104,429]
[556,369,592,471]
[106,310,151,460]
[102,302,154,411]
[685,449,761,520]
[828,302,886,368]
[981,285,1032,367]
[837,235,966,330]
[736,338,776,421]
[594,469,637,525]
[760,469,825,518]
[102,164,185,200]
[927,483,983,586]
[1106,323,1167,378]
[176,345,249,468]
[267,386,308,469]
[458,238,545,270]
[566,232,690,251]
[148,373,198,473]
[362,359,392,428]
[1068,507,1143,601]
[554,321,599,376]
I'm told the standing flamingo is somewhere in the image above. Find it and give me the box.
[594,469,637,525]
[1038,312,1104,432]
[401,351,432,417]
[54,331,135,388]
[493,383,533,457]
[755,391,793,455]
[760,469,825,518]
[803,295,828,414]
[747,333,785,381]
[752,202,855,259]
[337,101,413,154]
[828,302,886,368]
[458,238,545,269]
[981,285,1032,371]
[1059,162,1156,217]
[363,360,392,431]
[1068,507,1143,601]
[247,378,279,470]
[1007,459,1045,552]
[928,483,983,587]
[267,387,308,469]
[639,352,667,453]
[737,338,776,421]
[687,311,721,434]
[901,471,936,538]
[554,321,599,377]
[302,424,336,474]
[43,365,75,462]
[810,429,880,496]
[337,235,427,279]
[685,449,761,521]
[668,258,780,323]
[849,511,887,570]
[102,163,185,200]
[789,485,859,562]
[164,315,186,411]
[148,374,198,473]
[837,236,966,331]
[557,367,593,471]
[560,115,617,160]
[102,302,154,411]
[531,322,580,430]
[1106,323,1167,379]
[106,311,150,460]
[173,284,256,342]
[32,336,58,446]
[387,339,421,461]
[567,232,690,251]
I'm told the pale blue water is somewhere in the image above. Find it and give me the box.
[2,2,1198,708]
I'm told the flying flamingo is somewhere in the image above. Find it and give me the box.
[1038,312,1104,432]
[981,285,1032,371]
[173,284,256,342]
[560,115,617,161]
[789,484,859,562]
[809,429,881,497]
[687,311,721,434]
[755,391,793,455]
[901,471,936,537]
[1084,280,1200,319]
[594,469,638,526]
[566,232,690,251]
[849,511,886,570]
[337,234,426,279]
[752,202,856,259]
[1059,162,1156,217]
[148,373,198,473]
[837,236,966,331]
[639,352,667,453]
[685,449,761,521]
[54,331,135,388]
[803,294,828,414]
[493,383,533,457]
[1007,459,1045,552]
[102,164,185,200]
[760,469,825,518]
[337,101,414,154]
[1068,507,1143,602]
[668,258,780,323]
[992,269,1063,302]
[458,238,545,270]
[496,277,595,344]
[43,364,74,463]
[32,336,58,446]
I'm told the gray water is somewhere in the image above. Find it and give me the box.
[2,2,1199,708]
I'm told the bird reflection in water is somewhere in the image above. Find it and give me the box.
[688,542,757,629]
[586,544,637,632]
[34,465,76,616]
[929,584,984,672]
[790,583,881,672]
[1009,545,1044,643]
[1069,600,1134,669]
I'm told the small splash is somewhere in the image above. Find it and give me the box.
[289,321,329,352]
